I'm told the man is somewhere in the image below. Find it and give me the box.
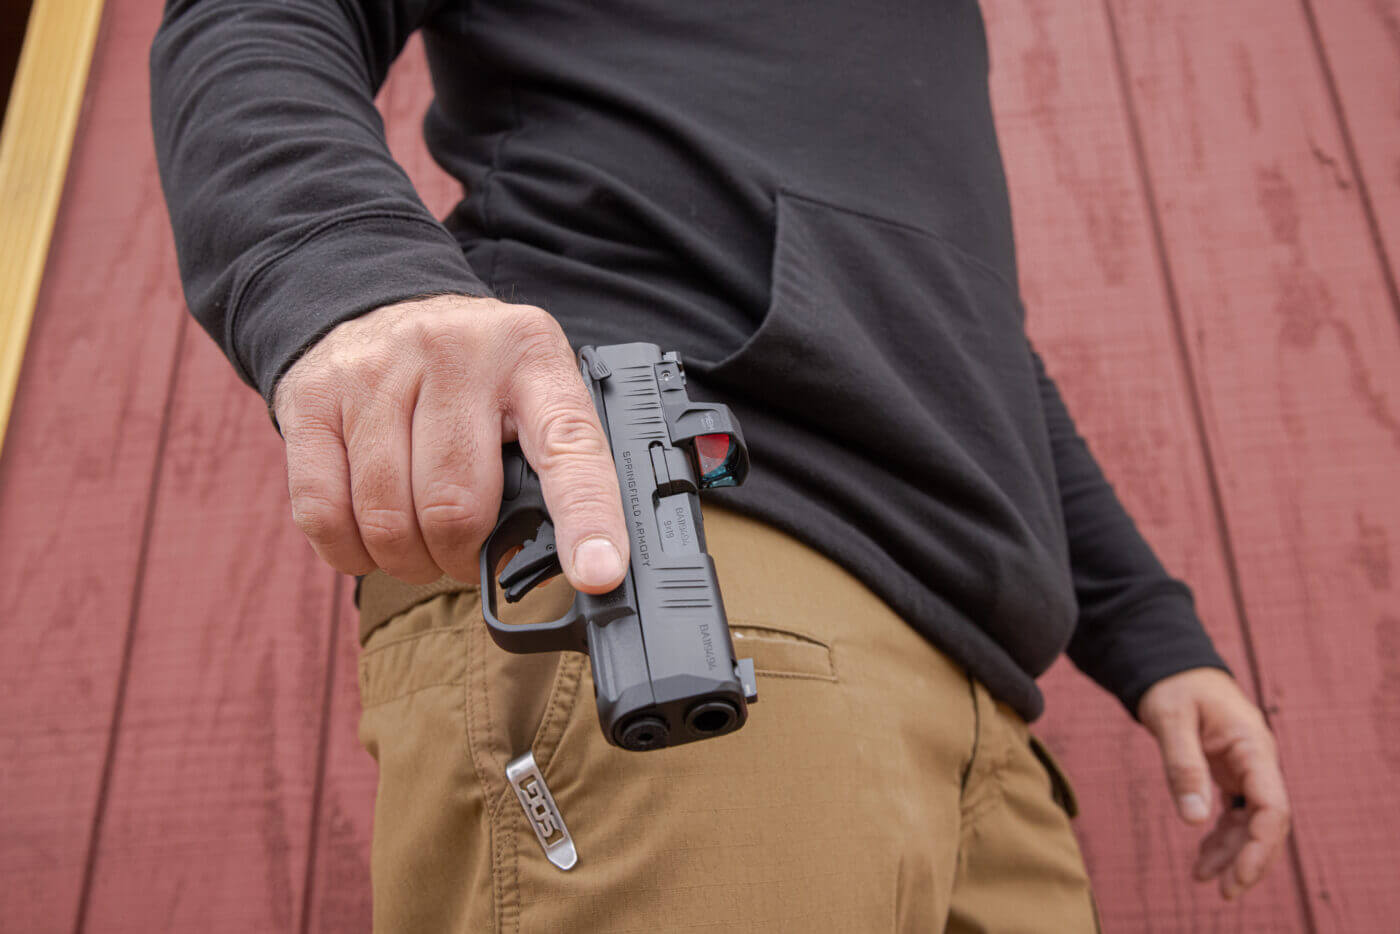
[150,0,1291,930]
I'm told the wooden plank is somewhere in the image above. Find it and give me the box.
[303,37,455,929]
[1107,1,1400,929]
[78,31,459,932]
[0,0,186,929]
[75,31,457,933]
[0,0,104,454]
[77,328,337,932]
[982,2,1312,930]
[1303,0,1400,316]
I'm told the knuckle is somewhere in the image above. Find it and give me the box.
[535,407,609,464]
[424,340,471,379]
[1165,761,1206,789]
[357,507,419,553]
[1155,701,1193,724]
[412,315,470,359]
[291,495,350,545]
[1142,698,1190,733]
[1258,805,1291,838]
[511,303,559,335]
[357,356,412,401]
[504,307,571,364]
[325,336,407,396]
[1257,724,1279,754]
[417,484,492,541]
[325,341,378,376]
[276,375,340,428]
[342,399,414,453]
[1225,729,1267,763]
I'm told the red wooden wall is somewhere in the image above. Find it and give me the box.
[2,0,1397,930]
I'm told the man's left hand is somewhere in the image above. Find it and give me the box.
[1137,667,1292,900]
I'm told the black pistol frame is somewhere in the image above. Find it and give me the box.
[480,342,757,751]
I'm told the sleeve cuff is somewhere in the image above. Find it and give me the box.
[229,212,493,407]
[1068,587,1232,718]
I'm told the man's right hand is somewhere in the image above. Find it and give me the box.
[272,294,629,592]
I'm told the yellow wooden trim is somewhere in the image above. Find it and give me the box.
[0,0,106,458]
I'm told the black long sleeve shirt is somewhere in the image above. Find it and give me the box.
[150,0,1227,720]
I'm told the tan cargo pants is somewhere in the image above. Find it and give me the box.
[357,504,1100,933]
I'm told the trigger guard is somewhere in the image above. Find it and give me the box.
[480,507,588,654]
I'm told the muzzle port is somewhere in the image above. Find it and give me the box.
[617,714,669,751]
[685,700,738,736]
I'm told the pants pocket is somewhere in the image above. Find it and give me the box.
[356,583,589,934]
[1028,734,1080,819]
[729,622,837,682]
[358,622,466,721]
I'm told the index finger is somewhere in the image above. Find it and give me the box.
[1224,744,1292,896]
[506,326,629,594]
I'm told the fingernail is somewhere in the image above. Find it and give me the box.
[572,537,623,588]
[1180,793,1210,822]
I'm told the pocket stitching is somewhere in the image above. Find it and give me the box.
[730,623,838,681]
[360,621,464,660]
[359,680,463,711]
[357,625,467,708]
[754,669,837,683]
[464,620,504,801]
[532,652,587,776]
[728,619,830,648]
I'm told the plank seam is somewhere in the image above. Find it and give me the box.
[299,571,346,934]
[1098,3,1319,929]
[71,313,190,934]
[1295,0,1400,339]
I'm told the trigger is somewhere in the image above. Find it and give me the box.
[498,522,563,602]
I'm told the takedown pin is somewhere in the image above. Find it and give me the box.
[506,751,578,870]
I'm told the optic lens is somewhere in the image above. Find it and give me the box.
[695,433,740,488]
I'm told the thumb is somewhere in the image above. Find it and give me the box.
[1150,706,1213,824]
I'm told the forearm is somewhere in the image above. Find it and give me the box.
[1029,340,1229,714]
[150,0,489,406]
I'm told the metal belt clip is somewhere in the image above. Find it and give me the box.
[506,751,577,871]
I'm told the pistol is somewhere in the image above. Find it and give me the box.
[480,342,757,751]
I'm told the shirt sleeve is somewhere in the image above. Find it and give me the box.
[150,0,492,411]
[1029,341,1230,716]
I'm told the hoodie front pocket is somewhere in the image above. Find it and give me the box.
[686,188,1078,677]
